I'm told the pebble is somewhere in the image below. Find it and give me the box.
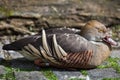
[88,68,120,80]
[14,71,47,80]
[53,70,86,80]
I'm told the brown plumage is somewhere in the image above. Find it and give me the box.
[2,20,117,69]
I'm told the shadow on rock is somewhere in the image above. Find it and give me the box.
[0,57,87,71]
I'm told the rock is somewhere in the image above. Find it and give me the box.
[10,19,36,32]
[0,21,33,35]
[53,70,87,80]
[0,0,119,33]
[110,50,120,58]
[112,43,120,50]
[7,51,23,59]
[88,68,120,80]
[0,79,5,80]
[0,65,6,75]
[0,0,119,18]
[0,45,23,60]
[0,52,4,61]
[15,71,47,80]
[0,42,4,60]
[11,58,40,70]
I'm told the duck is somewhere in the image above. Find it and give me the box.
[2,20,117,69]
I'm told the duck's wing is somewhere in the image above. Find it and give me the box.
[2,30,68,64]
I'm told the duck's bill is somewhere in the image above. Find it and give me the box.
[102,36,118,46]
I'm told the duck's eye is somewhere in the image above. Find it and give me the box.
[95,27,104,33]
[98,29,103,33]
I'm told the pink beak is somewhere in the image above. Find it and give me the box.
[102,36,118,46]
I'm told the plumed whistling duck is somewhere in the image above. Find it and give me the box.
[2,20,117,69]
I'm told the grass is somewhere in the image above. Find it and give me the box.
[41,68,58,80]
[97,57,120,73]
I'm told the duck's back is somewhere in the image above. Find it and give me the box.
[3,33,90,53]
[2,27,81,52]
[42,27,80,34]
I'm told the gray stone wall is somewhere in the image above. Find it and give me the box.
[0,0,119,27]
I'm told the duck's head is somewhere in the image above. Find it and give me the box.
[80,20,117,46]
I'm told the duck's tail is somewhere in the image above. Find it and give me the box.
[2,44,17,50]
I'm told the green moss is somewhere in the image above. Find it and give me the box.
[0,67,16,80]
[0,60,33,80]
[0,6,13,16]
[41,68,58,80]
[80,70,88,76]
[102,78,120,80]
[112,25,120,34]
[114,25,120,30]
[0,60,20,80]
[97,57,120,73]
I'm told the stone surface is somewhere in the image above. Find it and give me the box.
[0,0,119,31]
[0,42,4,60]
[0,0,119,18]
[110,50,120,58]
[53,70,87,80]
[0,65,6,75]
[88,68,120,80]
[15,71,47,80]
[7,51,24,59]
[0,36,24,60]
[11,58,40,70]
